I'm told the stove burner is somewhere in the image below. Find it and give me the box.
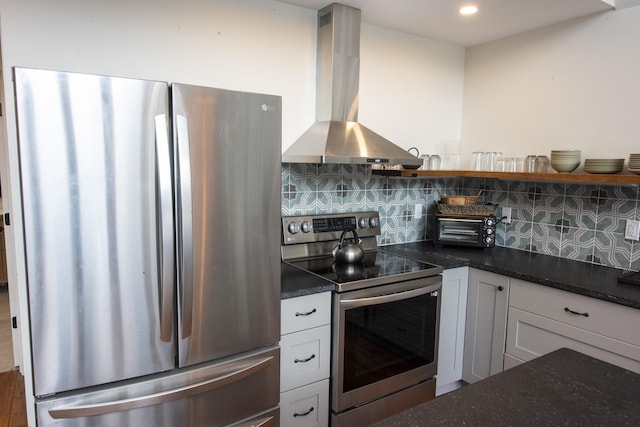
[287,250,442,292]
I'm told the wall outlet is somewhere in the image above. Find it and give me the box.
[502,207,512,224]
[625,219,640,241]
[415,203,422,220]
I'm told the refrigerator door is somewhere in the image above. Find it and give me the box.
[15,68,176,396]
[172,85,281,366]
[35,346,280,427]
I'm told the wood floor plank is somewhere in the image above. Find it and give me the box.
[0,370,17,427]
[0,370,27,427]
[9,370,27,427]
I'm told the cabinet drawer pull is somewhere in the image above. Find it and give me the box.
[294,354,316,363]
[293,407,315,417]
[497,286,504,291]
[295,308,317,317]
[564,307,589,317]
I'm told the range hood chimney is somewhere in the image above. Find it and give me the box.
[282,3,421,167]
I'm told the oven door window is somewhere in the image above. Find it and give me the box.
[438,218,482,245]
[342,291,437,393]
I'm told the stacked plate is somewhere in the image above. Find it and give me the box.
[629,154,640,174]
[550,150,581,173]
[584,158,624,174]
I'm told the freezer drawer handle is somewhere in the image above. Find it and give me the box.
[294,354,316,363]
[48,356,274,419]
[293,407,315,417]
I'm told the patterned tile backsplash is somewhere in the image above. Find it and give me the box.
[281,164,640,271]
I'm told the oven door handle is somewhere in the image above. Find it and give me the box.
[340,283,439,309]
[440,218,481,223]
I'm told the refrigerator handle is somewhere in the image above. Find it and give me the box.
[155,114,175,343]
[176,114,193,339]
[48,355,275,419]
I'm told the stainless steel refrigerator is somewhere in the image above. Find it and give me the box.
[14,67,282,426]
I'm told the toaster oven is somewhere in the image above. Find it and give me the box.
[435,214,497,248]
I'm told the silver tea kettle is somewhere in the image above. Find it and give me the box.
[333,228,365,263]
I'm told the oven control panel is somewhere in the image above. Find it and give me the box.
[282,211,381,245]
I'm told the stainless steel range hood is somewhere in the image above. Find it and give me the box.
[283,3,421,167]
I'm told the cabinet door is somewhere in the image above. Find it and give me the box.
[436,267,468,395]
[462,269,509,383]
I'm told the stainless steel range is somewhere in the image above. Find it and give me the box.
[282,212,443,426]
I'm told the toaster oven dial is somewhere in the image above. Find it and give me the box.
[287,222,300,234]
[300,221,312,233]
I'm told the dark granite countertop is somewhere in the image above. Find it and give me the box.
[371,348,640,426]
[281,243,640,309]
[382,242,640,309]
[281,261,335,299]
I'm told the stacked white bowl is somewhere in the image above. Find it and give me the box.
[584,158,624,174]
[629,154,640,174]
[550,150,581,173]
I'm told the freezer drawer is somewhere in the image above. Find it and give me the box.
[36,346,280,427]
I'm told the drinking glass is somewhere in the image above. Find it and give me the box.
[420,155,430,170]
[471,152,484,171]
[429,155,441,170]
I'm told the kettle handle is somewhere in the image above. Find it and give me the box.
[338,228,359,248]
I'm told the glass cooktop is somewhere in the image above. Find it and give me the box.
[287,250,442,292]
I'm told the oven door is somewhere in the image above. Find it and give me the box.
[332,276,441,413]
[436,216,484,247]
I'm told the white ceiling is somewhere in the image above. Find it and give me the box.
[275,0,639,47]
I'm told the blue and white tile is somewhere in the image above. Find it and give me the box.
[504,220,532,251]
[316,164,342,193]
[531,223,562,257]
[563,196,598,230]
[599,184,639,201]
[533,194,564,226]
[596,198,637,233]
[565,183,600,198]
[560,227,595,263]
[593,231,632,269]
[507,193,534,222]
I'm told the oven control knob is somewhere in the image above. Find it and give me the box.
[287,222,299,234]
[300,221,312,233]
[486,236,494,243]
[486,228,493,235]
[486,218,495,226]
[369,217,379,228]
[358,218,368,229]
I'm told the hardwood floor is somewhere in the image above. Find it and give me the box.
[0,370,27,427]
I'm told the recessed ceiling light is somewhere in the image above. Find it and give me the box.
[459,5,478,15]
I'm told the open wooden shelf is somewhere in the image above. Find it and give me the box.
[371,169,640,185]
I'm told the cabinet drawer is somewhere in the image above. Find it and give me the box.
[280,325,331,392]
[282,293,331,335]
[280,379,329,427]
[506,306,640,373]
[509,279,640,346]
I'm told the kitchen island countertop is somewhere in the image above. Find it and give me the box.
[370,347,640,426]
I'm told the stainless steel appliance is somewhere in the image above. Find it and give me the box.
[282,3,421,167]
[282,212,442,425]
[15,67,282,426]
[435,214,497,248]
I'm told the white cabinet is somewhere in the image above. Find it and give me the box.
[280,292,331,427]
[462,268,510,384]
[436,267,468,395]
[505,279,640,374]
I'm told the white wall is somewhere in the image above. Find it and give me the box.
[359,24,465,157]
[460,7,640,169]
